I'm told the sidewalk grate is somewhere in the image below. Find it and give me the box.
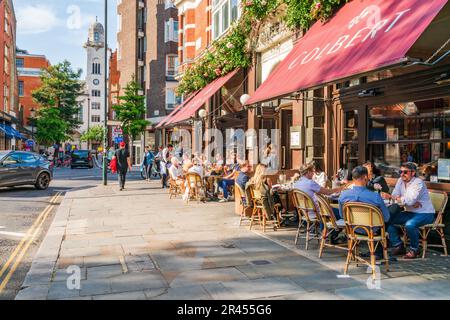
[250,260,273,266]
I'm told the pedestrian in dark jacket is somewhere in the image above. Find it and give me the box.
[113,142,132,191]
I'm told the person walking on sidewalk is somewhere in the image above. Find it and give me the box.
[113,142,132,191]
[143,146,155,181]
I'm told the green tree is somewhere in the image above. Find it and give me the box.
[80,125,105,147]
[113,79,150,159]
[32,60,84,135]
[35,108,68,147]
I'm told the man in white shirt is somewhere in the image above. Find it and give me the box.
[382,162,435,259]
[169,157,184,182]
[160,144,173,188]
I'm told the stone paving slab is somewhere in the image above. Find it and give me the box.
[16,181,450,300]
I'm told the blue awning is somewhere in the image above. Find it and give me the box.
[0,124,24,140]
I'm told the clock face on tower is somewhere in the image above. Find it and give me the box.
[93,79,100,85]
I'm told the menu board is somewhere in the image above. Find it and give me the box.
[438,159,450,181]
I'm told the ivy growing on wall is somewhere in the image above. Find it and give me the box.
[177,0,349,96]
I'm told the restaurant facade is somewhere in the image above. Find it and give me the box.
[158,0,450,192]
[245,0,450,191]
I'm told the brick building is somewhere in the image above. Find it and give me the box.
[116,0,179,161]
[0,0,19,150]
[16,49,50,135]
[176,0,212,73]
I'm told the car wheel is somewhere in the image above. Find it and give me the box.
[35,173,51,190]
[71,166,75,169]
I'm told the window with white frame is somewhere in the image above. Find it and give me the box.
[165,0,176,9]
[117,14,122,32]
[91,115,101,123]
[164,19,179,43]
[166,88,180,109]
[166,55,179,77]
[91,102,101,110]
[92,90,101,97]
[212,0,240,40]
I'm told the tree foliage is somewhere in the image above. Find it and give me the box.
[32,60,84,135]
[80,125,105,143]
[113,79,149,140]
[177,0,347,96]
[35,108,68,147]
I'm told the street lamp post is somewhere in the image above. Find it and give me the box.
[103,0,108,186]
[87,97,91,150]
[30,107,36,151]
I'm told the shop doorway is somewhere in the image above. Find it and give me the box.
[281,109,293,170]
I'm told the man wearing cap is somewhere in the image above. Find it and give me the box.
[114,142,132,191]
[382,162,435,259]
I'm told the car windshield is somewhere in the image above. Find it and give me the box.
[0,151,9,160]
[72,151,89,158]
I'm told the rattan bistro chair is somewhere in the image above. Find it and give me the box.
[342,202,389,279]
[169,178,182,199]
[396,191,448,258]
[185,173,205,204]
[235,184,251,226]
[292,190,321,250]
[247,184,278,232]
[315,194,348,258]
[420,191,448,258]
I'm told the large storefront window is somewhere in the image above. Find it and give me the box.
[368,97,450,182]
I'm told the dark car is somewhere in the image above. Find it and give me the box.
[0,150,53,190]
[71,150,94,169]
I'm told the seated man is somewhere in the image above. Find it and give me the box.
[339,166,391,258]
[219,154,240,203]
[169,157,185,190]
[294,161,344,219]
[339,166,391,223]
[382,162,435,259]
[236,160,251,191]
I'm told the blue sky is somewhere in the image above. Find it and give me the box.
[13,0,118,77]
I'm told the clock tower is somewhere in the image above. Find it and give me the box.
[80,19,106,149]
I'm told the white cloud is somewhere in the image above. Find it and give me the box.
[17,5,61,35]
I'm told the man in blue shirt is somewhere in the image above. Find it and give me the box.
[339,166,391,223]
[339,166,391,259]
[143,146,155,181]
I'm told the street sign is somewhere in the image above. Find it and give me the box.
[114,137,124,144]
[26,139,35,148]
[113,126,123,139]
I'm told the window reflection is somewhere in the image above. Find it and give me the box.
[368,97,450,182]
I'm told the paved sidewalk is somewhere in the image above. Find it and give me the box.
[16,181,450,300]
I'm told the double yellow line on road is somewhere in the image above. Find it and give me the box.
[0,192,62,294]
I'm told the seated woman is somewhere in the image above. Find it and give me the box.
[363,161,389,193]
[247,164,282,221]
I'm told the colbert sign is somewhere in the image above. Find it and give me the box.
[246,0,448,105]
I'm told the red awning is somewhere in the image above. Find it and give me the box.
[246,0,448,105]
[168,69,239,125]
[156,92,198,128]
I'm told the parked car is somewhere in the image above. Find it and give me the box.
[0,150,53,190]
[71,150,94,169]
